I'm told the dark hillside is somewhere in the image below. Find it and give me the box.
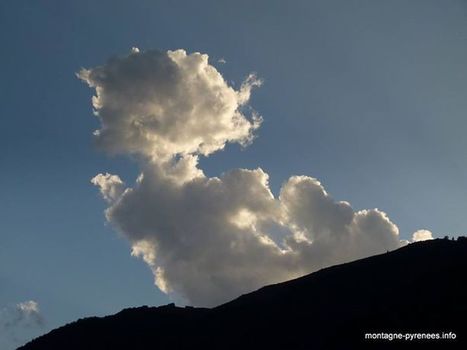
[20,238,467,349]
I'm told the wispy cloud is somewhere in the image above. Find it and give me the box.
[0,300,44,348]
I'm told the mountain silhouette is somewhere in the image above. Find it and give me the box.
[19,238,467,349]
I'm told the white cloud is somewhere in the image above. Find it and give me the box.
[91,173,125,202]
[16,301,40,316]
[412,229,433,242]
[81,48,408,306]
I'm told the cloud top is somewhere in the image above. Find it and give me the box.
[78,49,261,161]
[412,229,434,242]
[16,301,40,316]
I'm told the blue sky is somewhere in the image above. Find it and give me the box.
[1,1,467,348]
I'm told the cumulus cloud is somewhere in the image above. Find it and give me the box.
[17,301,40,315]
[412,229,434,242]
[81,48,407,306]
[0,300,43,347]
[78,49,261,160]
[0,301,43,329]
[91,173,125,202]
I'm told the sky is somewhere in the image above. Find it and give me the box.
[1,1,467,348]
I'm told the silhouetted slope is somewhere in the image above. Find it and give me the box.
[19,238,467,349]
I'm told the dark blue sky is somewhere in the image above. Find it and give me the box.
[1,1,467,348]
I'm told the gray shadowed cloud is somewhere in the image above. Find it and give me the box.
[0,301,44,346]
[79,48,427,306]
